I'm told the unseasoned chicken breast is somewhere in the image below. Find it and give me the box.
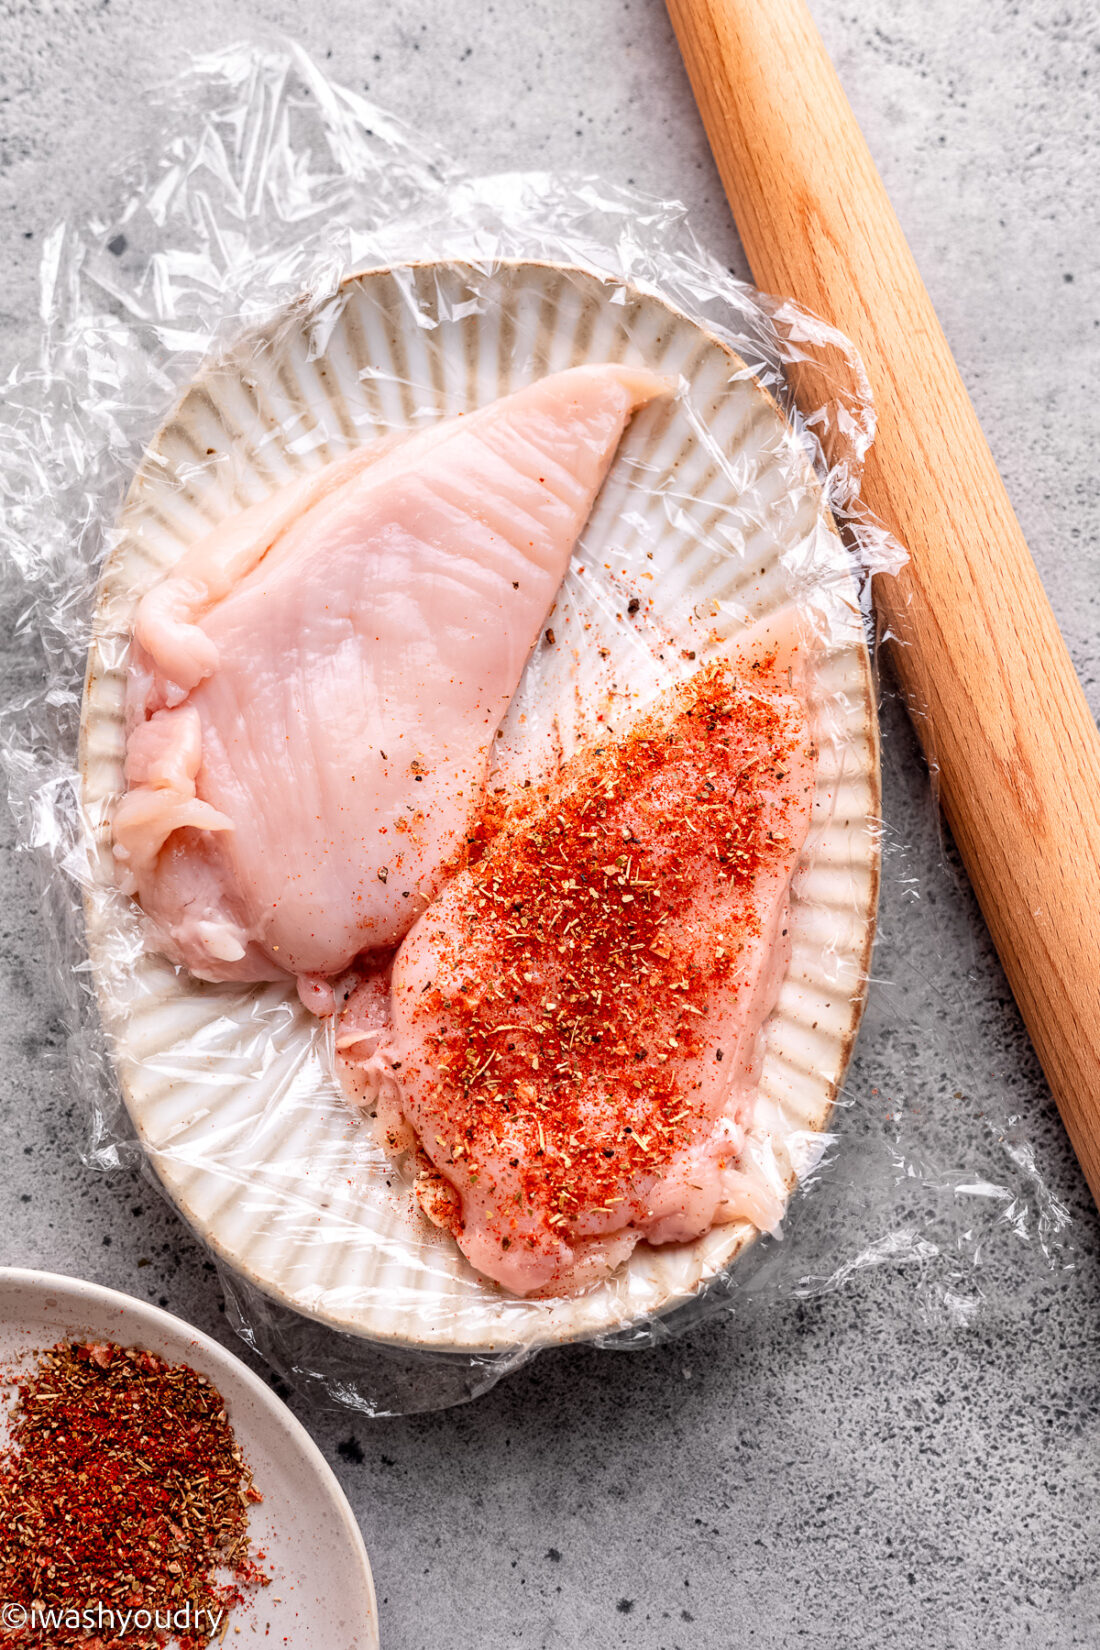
[114,365,670,994]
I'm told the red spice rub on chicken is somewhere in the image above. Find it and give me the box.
[339,633,815,1296]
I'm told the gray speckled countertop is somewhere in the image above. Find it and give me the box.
[2,4,1098,1647]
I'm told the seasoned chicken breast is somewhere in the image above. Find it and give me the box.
[339,627,815,1296]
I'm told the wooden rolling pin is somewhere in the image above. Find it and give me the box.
[666,0,1100,1203]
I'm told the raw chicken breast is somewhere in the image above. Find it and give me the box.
[338,626,815,1297]
[114,365,670,991]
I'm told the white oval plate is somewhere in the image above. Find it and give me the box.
[0,1268,378,1647]
[80,260,879,1352]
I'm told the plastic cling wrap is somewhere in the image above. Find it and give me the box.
[0,43,1074,1415]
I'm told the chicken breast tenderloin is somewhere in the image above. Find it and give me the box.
[114,365,670,992]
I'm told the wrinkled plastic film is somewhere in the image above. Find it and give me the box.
[0,42,1073,1417]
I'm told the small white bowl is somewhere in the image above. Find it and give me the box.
[0,1268,379,1649]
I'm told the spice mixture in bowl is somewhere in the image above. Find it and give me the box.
[0,1270,378,1648]
[0,1341,267,1646]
